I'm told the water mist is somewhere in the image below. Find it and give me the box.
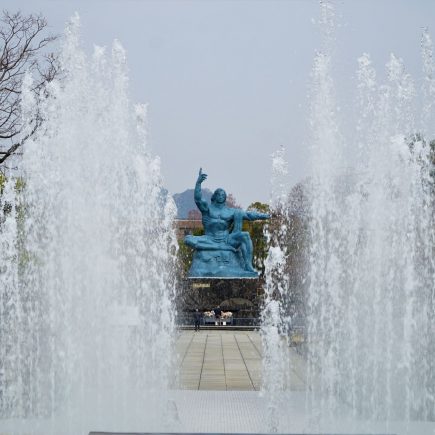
[0,15,177,435]
[307,2,435,431]
[261,147,292,433]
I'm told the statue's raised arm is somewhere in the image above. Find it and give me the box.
[194,168,209,213]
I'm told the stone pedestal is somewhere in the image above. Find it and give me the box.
[177,277,265,323]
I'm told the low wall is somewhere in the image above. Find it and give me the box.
[176,277,265,324]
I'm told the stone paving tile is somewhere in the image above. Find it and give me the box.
[177,330,306,392]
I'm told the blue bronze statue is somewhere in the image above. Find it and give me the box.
[185,168,270,278]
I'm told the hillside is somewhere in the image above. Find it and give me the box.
[173,188,212,219]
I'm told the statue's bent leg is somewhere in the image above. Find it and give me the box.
[185,234,234,251]
[229,231,256,272]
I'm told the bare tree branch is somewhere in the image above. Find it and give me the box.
[0,118,39,164]
[0,10,59,170]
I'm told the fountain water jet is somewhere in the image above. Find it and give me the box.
[307,1,435,432]
[0,15,177,435]
[261,147,292,433]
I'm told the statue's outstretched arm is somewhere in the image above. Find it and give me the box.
[194,168,209,213]
[230,209,270,233]
[244,210,270,221]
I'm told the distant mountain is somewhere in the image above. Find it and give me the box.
[173,188,212,219]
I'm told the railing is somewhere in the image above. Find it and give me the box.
[176,314,261,328]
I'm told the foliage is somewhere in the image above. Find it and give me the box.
[0,174,29,277]
[0,172,5,194]
[0,174,25,196]
[247,201,269,213]
[244,202,270,276]
[176,227,204,275]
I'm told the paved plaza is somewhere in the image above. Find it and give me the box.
[171,333,435,434]
[175,330,306,391]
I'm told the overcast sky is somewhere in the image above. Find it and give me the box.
[3,0,435,206]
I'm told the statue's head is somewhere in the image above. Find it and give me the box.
[211,188,227,205]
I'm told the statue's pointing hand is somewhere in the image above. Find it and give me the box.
[197,168,208,184]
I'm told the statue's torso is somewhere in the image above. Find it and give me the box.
[202,205,234,241]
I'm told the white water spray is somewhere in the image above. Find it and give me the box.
[261,147,291,433]
[0,15,177,435]
[307,2,435,430]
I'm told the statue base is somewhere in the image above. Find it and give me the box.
[177,277,265,324]
[187,249,258,278]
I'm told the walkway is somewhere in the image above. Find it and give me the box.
[175,330,306,391]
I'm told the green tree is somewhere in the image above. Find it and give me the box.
[176,227,204,276]
[244,202,270,276]
[0,172,5,193]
